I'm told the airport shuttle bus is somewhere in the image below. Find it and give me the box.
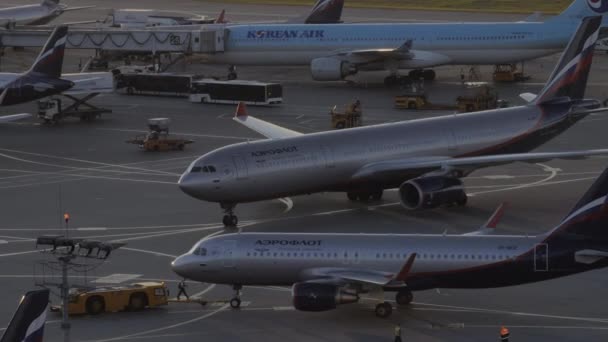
[119,73,202,97]
[189,79,283,105]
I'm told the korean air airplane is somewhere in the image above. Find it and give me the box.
[202,0,608,84]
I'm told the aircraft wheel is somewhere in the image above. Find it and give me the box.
[423,69,436,81]
[457,195,468,207]
[384,75,398,87]
[347,192,358,201]
[230,297,241,309]
[85,296,105,315]
[375,302,392,318]
[371,190,383,201]
[358,193,371,202]
[396,290,413,306]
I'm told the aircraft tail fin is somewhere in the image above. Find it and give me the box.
[304,0,344,24]
[0,289,49,342]
[534,16,600,104]
[216,9,227,24]
[548,165,608,240]
[27,25,68,79]
[549,0,608,23]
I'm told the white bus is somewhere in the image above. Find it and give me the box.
[189,79,283,105]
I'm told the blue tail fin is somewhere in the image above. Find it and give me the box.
[550,0,608,23]
[27,25,68,79]
[1,289,49,342]
[549,166,608,239]
[535,16,601,104]
[305,0,344,24]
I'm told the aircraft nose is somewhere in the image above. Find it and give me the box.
[178,174,199,198]
[171,255,192,279]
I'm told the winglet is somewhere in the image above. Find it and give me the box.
[397,39,413,52]
[216,9,227,24]
[235,102,248,118]
[483,202,508,229]
[394,253,417,282]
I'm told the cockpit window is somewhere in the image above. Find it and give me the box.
[191,166,202,173]
[209,166,216,172]
[193,247,207,256]
[203,166,209,172]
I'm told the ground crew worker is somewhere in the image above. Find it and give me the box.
[177,279,189,300]
[500,326,510,342]
[394,325,402,342]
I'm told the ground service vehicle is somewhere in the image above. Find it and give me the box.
[126,118,194,151]
[37,97,111,124]
[119,73,201,97]
[51,282,169,315]
[189,79,283,105]
[330,101,362,129]
[492,64,530,82]
[394,92,456,110]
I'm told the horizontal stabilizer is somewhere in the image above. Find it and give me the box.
[519,93,537,103]
[0,113,31,123]
[575,249,608,264]
[463,203,507,235]
[232,102,302,139]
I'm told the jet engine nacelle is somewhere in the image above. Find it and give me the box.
[310,57,356,81]
[399,176,467,210]
[292,283,359,312]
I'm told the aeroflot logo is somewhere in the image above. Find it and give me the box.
[255,240,322,246]
[251,146,298,157]
[247,30,325,39]
[588,0,608,13]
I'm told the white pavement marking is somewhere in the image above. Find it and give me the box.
[482,175,515,180]
[98,128,256,141]
[77,227,108,231]
[272,306,294,311]
[92,303,230,342]
[468,163,559,197]
[191,284,216,298]
[278,197,293,213]
[0,148,177,176]
[121,247,177,259]
[92,274,142,284]
[0,240,6,244]
[0,249,45,257]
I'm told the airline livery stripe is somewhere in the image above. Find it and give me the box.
[23,304,48,340]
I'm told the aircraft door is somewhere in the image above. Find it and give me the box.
[320,145,335,168]
[223,240,237,268]
[446,129,458,153]
[232,155,248,180]
[534,243,548,272]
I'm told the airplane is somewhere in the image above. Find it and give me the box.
[0,25,73,107]
[1,289,49,341]
[104,0,344,29]
[178,16,608,227]
[199,0,608,85]
[0,0,94,29]
[172,162,608,318]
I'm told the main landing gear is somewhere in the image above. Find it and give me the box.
[221,203,238,227]
[347,190,383,202]
[374,289,413,318]
[230,284,242,309]
[383,69,436,87]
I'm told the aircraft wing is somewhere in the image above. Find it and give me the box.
[232,102,303,139]
[61,73,115,95]
[333,40,413,62]
[63,5,97,12]
[351,149,608,181]
[0,113,31,123]
[302,254,417,288]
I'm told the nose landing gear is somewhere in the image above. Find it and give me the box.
[221,203,238,227]
[230,284,242,309]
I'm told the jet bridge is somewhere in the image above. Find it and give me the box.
[0,27,225,53]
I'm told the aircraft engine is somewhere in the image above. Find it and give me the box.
[399,176,467,210]
[310,57,357,81]
[292,283,359,312]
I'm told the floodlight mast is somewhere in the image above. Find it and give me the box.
[35,235,126,342]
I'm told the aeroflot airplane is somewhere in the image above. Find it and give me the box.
[179,17,608,227]
[173,165,608,318]
[0,0,93,28]
[200,0,608,83]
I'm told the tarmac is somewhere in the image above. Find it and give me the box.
[2,1,608,341]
